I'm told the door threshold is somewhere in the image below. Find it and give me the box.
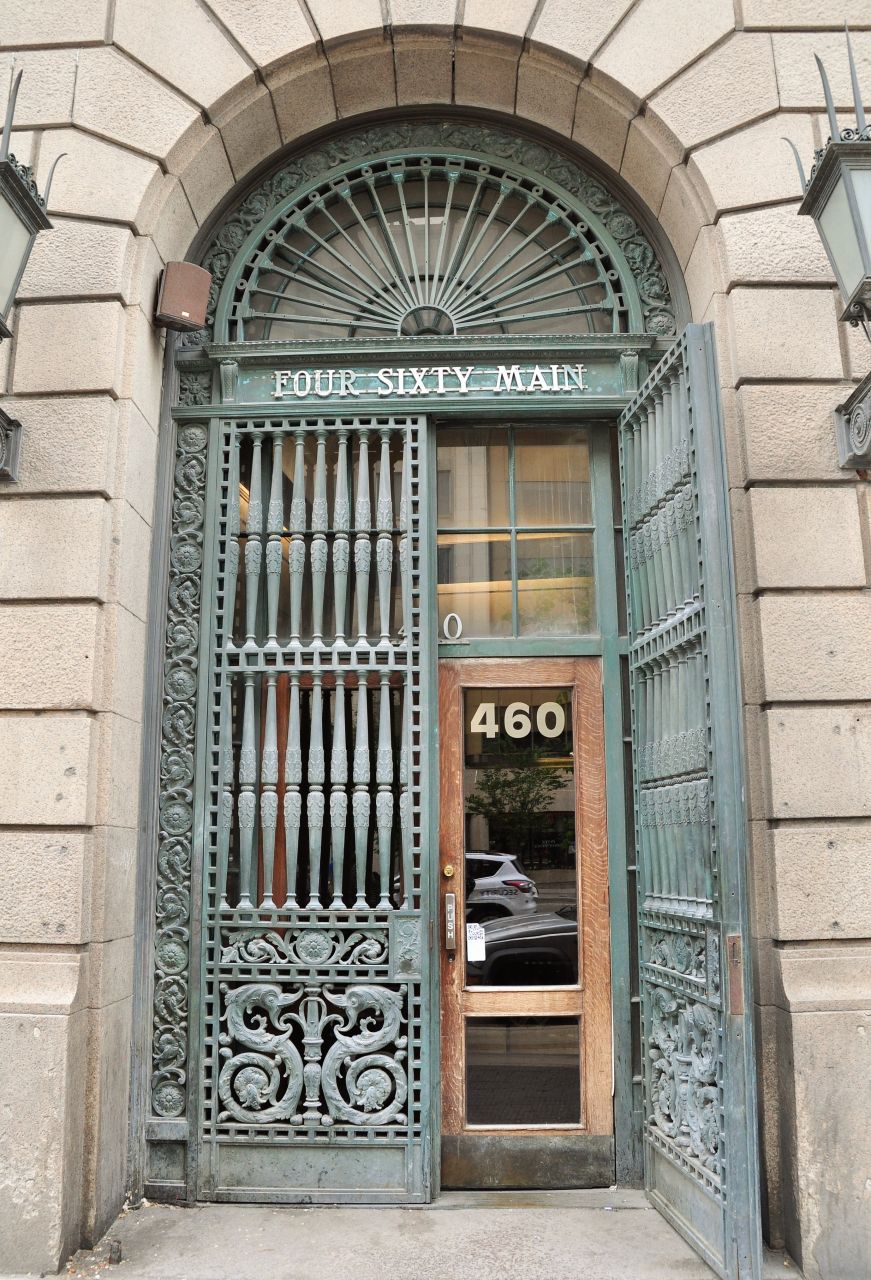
[430,1188,645,1211]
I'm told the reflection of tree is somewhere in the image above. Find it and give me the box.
[467,753,570,858]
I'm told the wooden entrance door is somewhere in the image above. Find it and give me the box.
[439,658,613,1188]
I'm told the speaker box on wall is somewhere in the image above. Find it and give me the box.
[155,262,212,331]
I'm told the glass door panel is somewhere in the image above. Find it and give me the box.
[439,658,613,1190]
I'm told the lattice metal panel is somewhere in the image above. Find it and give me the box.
[198,415,430,1199]
[621,338,723,1188]
[619,326,760,1278]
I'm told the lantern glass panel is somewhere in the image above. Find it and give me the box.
[850,167,871,269]
[818,173,865,300]
[0,198,31,319]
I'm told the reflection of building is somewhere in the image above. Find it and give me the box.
[0,8,869,1280]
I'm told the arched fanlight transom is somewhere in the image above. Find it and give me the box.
[233,156,628,341]
[198,123,678,346]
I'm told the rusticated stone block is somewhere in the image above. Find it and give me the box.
[758,593,871,701]
[766,705,871,819]
[0,713,98,825]
[770,824,871,941]
[0,604,103,709]
[0,832,91,944]
[0,496,110,601]
[750,487,864,588]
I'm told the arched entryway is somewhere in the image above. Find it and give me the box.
[135,114,759,1279]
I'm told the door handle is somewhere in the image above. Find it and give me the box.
[444,892,457,955]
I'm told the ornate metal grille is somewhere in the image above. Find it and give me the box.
[619,326,760,1277]
[152,413,432,1200]
[232,155,626,340]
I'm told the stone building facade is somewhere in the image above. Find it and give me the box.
[0,3,869,1278]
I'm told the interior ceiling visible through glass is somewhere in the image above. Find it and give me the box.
[232,156,628,341]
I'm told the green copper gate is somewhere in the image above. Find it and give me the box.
[189,414,433,1199]
[619,325,761,1279]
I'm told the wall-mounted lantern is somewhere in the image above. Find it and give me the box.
[0,70,62,480]
[789,27,871,469]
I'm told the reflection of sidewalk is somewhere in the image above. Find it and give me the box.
[47,1197,800,1280]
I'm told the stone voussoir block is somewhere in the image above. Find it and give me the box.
[73,45,200,159]
[593,0,736,104]
[112,0,253,112]
[454,30,522,113]
[648,33,779,153]
[393,31,454,106]
[35,130,162,231]
[530,0,634,72]
[0,0,108,47]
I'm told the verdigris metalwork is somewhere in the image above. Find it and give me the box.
[619,326,761,1280]
[182,121,676,349]
[150,422,209,1120]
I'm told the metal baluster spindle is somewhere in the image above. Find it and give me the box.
[354,428,371,647]
[289,429,307,647]
[376,671,394,908]
[397,434,410,644]
[648,666,662,901]
[310,428,329,646]
[260,673,279,908]
[283,673,302,909]
[217,691,233,907]
[307,673,326,905]
[329,672,348,908]
[226,435,241,646]
[376,428,394,646]
[398,680,411,908]
[333,428,351,646]
[237,672,257,909]
[675,653,690,902]
[244,434,264,646]
[352,679,370,905]
[662,659,680,900]
[265,434,284,645]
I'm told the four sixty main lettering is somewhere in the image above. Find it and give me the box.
[271,364,589,400]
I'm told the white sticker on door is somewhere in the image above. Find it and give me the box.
[466,922,486,962]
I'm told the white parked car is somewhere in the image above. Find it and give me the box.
[464,851,538,922]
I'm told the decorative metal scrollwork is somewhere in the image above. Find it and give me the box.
[221,927,388,968]
[647,985,720,1176]
[181,121,676,347]
[218,982,408,1128]
[150,422,209,1120]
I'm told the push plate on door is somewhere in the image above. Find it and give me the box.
[445,892,457,954]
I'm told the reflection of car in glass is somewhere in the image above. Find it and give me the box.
[465,851,538,922]
[466,905,578,985]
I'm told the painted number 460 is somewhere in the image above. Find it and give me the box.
[469,700,566,740]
